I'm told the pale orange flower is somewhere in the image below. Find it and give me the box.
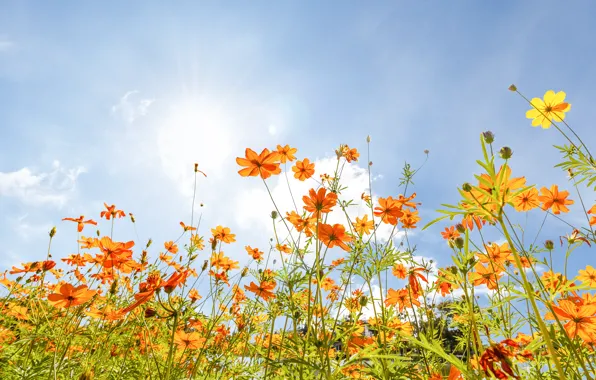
[164,241,179,254]
[276,144,297,163]
[245,246,264,261]
[211,226,236,244]
[512,187,540,212]
[538,185,574,214]
[174,330,206,350]
[180,221,196,232]
[292,158,315,181]
[236,148,281,179]
[578,265,596,287]
[353,214,374,235]
[392,263,407,279]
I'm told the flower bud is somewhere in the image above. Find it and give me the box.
[424,149,429,154]
[129,213,136,223]
[454,237,464,249]
[202,260,209,272]
[499,146,513,159]
[145,308,157,318]
[194,163,199,172]
[482,131,495,144]
[544,240,554,250]
[508,84,517,92]
[241,267,249,277]
[49,227,57,238]
[271,211,278,220]
[359,295,368,307]
[462,183,472,192]
[366,135,371,143]
[455,223,465,233]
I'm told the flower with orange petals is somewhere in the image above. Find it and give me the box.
[318,223,352,251]
[469,263,502,290]
[392,263,407,279]
[180,221,196,232]
[236,148,281,179]
[292,158,315,181]
[373,196,404,225]
[211,226,236,244]
[538,185,574,214]
[244,281,276,301]
[245,246,264,261]
[545,299,596,343]
[100,203,125,220]
[276,144,297,163]
[164,241,179,254]
[441,226,460,240]
[62,216,97,232]
[578,265,596,287]
[174,330,206,350]
[303,188,337,216]
[353,214,374,235]
[47,283,96,308]
[512,187,540,212]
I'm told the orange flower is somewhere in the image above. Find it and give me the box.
[512,187,540,212]
[373,196,404,225]
[441,226,460,240]
[353,214,374,235]
[211,226,236,244]
[384,288,420,312]
[210,252,239,271]
[188,289,202,302]
[461,214,486,231]
[62,216,97,232]
[341,146,360,163]
[392,263,407,279]
[292,158,315,181]
[318,223,352,251]
[276,144,297,163]
[180,221,196,232]
[545,299,596,342]
[578,266,596,287]
[469,263,502,290]
[276,244,292,254]
[588,204,596,226]
[245,246,264,261]
[303,188,338,216]
[244,281,276,301]
[538,185,574,214]
[47,283,96,308]
[407,267,428,296]
[100,203,125,220]
[174,330,206,350]
[164,241,179,254]
[236,148,281,179]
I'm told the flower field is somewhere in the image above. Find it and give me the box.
[1,87,595,379]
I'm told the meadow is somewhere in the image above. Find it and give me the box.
[1,86,595,379]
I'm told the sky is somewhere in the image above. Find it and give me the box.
[1,1,596,306]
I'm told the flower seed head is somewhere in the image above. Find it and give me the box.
[499,146,513,159]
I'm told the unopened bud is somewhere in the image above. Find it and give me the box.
[424,149,429,155]
[482,131,495,144]
[462,183,472,192]
[499,146,513,159]
[145,308,157,318]
[202,260,209,271]
[366,136,371,143]
[110,279,118,295]
[49,227,57,238]
[544,240,554,250]
[359,295,368,307]
[146,239,152,248]
[241,267,249,277]
[129,213,136,223]
[455,223,465,233]
[454,237,464,249]
[96,230,100,237]
[508,84,517,92]
[194,163,198,172]
[271,211,278,220]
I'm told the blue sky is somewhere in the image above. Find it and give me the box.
[1,1,595,302]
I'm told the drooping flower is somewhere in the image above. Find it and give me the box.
[526,90,571,129]
[62,216,97,232]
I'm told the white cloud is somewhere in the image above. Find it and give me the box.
[0,161,85,207]
[111,90,154,124]
[10,214,53,239]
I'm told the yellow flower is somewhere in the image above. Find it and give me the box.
[578,265,596,287]
[526,90,571,129]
